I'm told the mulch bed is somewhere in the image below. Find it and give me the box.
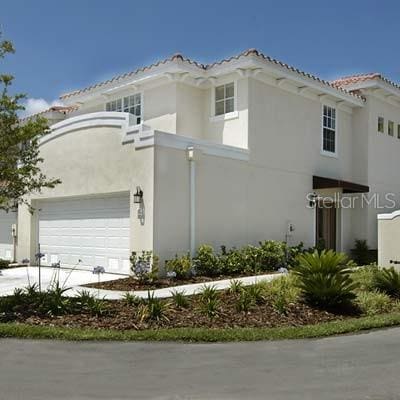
[84,273,277,291]
[2,292,355,331]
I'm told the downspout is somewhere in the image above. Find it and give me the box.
[187,146,196,257]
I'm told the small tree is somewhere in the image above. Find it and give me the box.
[0,34,60,211]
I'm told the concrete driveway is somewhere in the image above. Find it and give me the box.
[0,327,399,399]
[0,266,123,296]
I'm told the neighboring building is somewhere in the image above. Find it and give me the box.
[1,49,399,274]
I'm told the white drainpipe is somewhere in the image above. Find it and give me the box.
[187,146,196,257]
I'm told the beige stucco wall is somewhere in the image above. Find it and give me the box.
[153,144,314,264]
[176,83,205,140]
[364,96,400,248]
[202,77,249,149]
[247,77,364,253]
[378,215,400,268]
[17,125,155,264]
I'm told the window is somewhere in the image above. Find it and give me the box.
[106,99,122,112]
[106,93,142,124]
[378,117,384,133]
[388,120,394,136]
[322,105,336,154]
[215,82,234,116]
[398,124,400,139]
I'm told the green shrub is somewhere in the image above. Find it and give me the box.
[199,297,220,318]
[355,291,392,316]
[235,288,255,312]
[123,292,141,306]
[39,284,71,316]
[199,285,218,301]
[193,245,221,277]
[165,253,192,280]
[130,251,159,283]
[265,275,300,314]
[293,250,357,308]
[146,291,168,321]
[171,290,189,308]
[258,240,286,271]
[219,247,248,275]
[229,279,244,295]
[246,283,265,304]
[199,285,219,318]
[351,239,375,265]
[85,296,107,316]
[76,290,107,316]
[266,275,300,303]
[76,290,94,306]
[0,259,11,269]
[373,267,400,298]
[352,265,379,292]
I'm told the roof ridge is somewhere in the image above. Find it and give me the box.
[59,48,364,102]
[331,72,400,93]
[20,105,77,122]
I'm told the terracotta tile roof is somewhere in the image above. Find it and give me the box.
[20,105,77,122]
[331,72,400,92]
[60,49,364,102]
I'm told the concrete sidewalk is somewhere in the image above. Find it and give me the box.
[0,266,123,296]
[0,266,281,300]
[69,273,282,300]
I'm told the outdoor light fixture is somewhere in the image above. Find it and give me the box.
[133,186,143,204]
[309,192,318,208]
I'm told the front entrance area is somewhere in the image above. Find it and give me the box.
[316,200,337,250]
[37,193,131,274]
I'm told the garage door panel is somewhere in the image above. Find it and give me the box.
[107,237,130,249]
[38,194,130,274]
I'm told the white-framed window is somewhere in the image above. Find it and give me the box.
[215,82,234,116]
[378,116,384,133]
[322,105,336,154]
[106,93,142,125]
[388,120,394,136]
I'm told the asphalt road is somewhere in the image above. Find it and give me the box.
[1,328,400,400]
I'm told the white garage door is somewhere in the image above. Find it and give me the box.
[0,211,16,261]
[38,194,130,274]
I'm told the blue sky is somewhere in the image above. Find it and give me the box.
[1,0,399,115]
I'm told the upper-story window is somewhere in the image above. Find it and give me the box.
[215,82,234,116]
[378,117,384,133]
[388,120,394,136]
[322,105,336,154]
[106,93,142,125]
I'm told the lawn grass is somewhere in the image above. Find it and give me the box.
[1,313,400,342]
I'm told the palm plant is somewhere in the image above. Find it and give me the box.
[373,267,400,298]
[293,250,357,307]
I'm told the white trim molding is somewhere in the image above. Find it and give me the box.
[44,111,249,161]
[378,210,400,220]
[42,112,131,146]
[154,131,250,161]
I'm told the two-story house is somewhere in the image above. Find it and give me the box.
[1,49,399,274]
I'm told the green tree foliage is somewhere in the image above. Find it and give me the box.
[0,33,60,210]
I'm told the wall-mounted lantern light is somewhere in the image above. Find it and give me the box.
[133,186,143,204]
[309,192,319,208]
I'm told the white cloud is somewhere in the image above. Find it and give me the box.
[20,98,64,118]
